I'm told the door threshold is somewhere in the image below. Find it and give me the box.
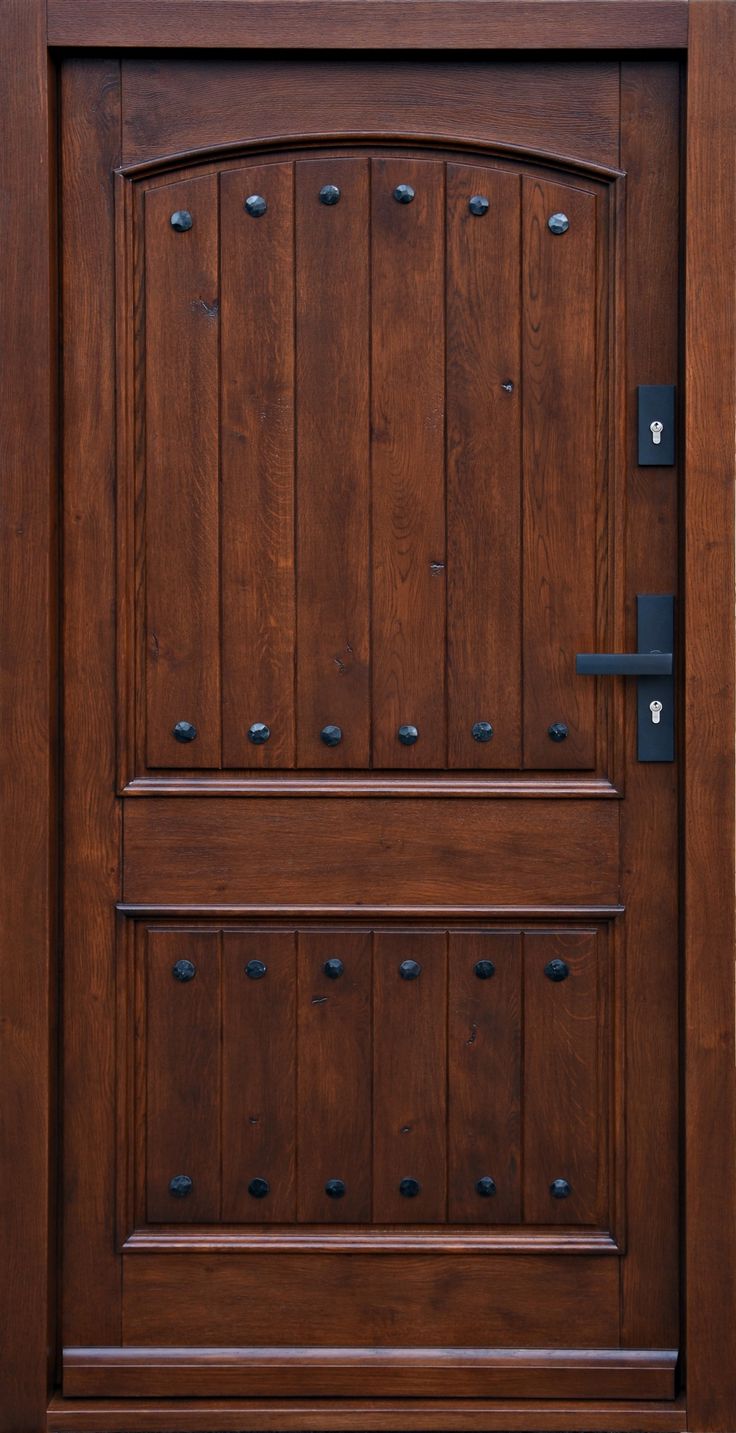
[47,1391,688,1433]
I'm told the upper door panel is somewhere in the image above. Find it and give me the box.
[123,150,617,781]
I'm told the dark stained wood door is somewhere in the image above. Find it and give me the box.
[60,54,681,1405]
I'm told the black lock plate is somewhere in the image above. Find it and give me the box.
[637,385,676,466]
[637,595,675,762]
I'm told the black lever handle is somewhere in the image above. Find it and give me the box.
[576,651,672,677]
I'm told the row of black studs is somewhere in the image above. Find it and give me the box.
[172,719,570,745]
[171,956,570,983]
[167,1173,572,1200]
[170,196,570,229]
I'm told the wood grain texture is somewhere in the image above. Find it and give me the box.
[522,178,598,769]
[371,158,446,768]
[59,58,123,1353]
[448,933,521,1223]
[144,175,221,767]
[685,7,736,1430]
[120,59,622,170]
[296,159,371,768]
[297,931,372,1222]
[222,931,297,1222]
[446,165,521,769]
[373,932,447,1222]
[123,798,620,906]
[49,1,689,51]
[0,4,56,1428]
[221,164,295,768]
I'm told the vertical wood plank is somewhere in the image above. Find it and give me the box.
[297,930,372,1222]
[296,159,371,769]
[146,931,221,1223]
[221,164,295,768]
[523,930,606,1226]
[373,931,447,1222]
[60,58,123,1351]
[371,158,446,769]
[522,178,598,769]
[144,175,221,768]
[448,932,521,1223]
[222,931,296,1222]
[446,166,522,769]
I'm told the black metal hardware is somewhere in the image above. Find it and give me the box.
[325,1178,345,1198]
[320,724,342,747]
[169,1174,192,1197]
[398,724,419,745]
[548,212,569,234]
[248,722,271,744]
[173,720,197,743]
[548,722,568,742]
[550,1178,572,1199]
[475,959,496,980]
[637,385,676,466]
[468,194,489,216]
[319,184,341,205]
[324,958,344,980]
[400,1177,421,1197]
[472,721,494,743]
[248,1177,270,1198]
[170,210,193,232]
[245,959,267,980]
[576,594,675,762]
[393,184,415,204]
[476,1176,497,1197]
[172,959,196,982]
[399,960,422,981]
[244,194,267,218]
[544,959,569,982]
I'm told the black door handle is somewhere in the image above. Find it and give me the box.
[575,652,672,676]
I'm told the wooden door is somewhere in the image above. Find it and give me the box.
[60,55,680,1406]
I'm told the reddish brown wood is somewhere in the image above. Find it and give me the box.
[145,931,221,1222]
[220,164,295,769]
[295,159,371,768]
[144,175,221,767]
[446,165,521,769]
[373,932,447,1222]
[222,930,297,1222]
[448,933,521,1223]
[297,930,372,1222]
[47,1,689,50]
[522,930,607,1226]
[685,6,736,1430]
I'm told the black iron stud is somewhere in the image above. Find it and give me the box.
[245,959,268,980]
[172,959,196,982]
[248,722,271,745]
[400,1177,421,1198]
[544,959,569,983]
[170,210,193,232]
[320,724,343,747]
[248,1177,270,1198]
[548,722,568,742]
[399,959,422,981]
[468,194,490,216]
[169,1174,193,1197]
[325,1178,346,1198]
[550,1178,572,1199]
[398,724,419,746]
[319,184,341,206]
[393,184,415,204]
[173,720,197,743]
[474,959,496,980]
[548,212,570,235]
[244,194,268,218]
[324,958,344,980]
[476,1176,497,1197]
[472,721,494,743]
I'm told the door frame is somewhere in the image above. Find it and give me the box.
[1,3,734,1431]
